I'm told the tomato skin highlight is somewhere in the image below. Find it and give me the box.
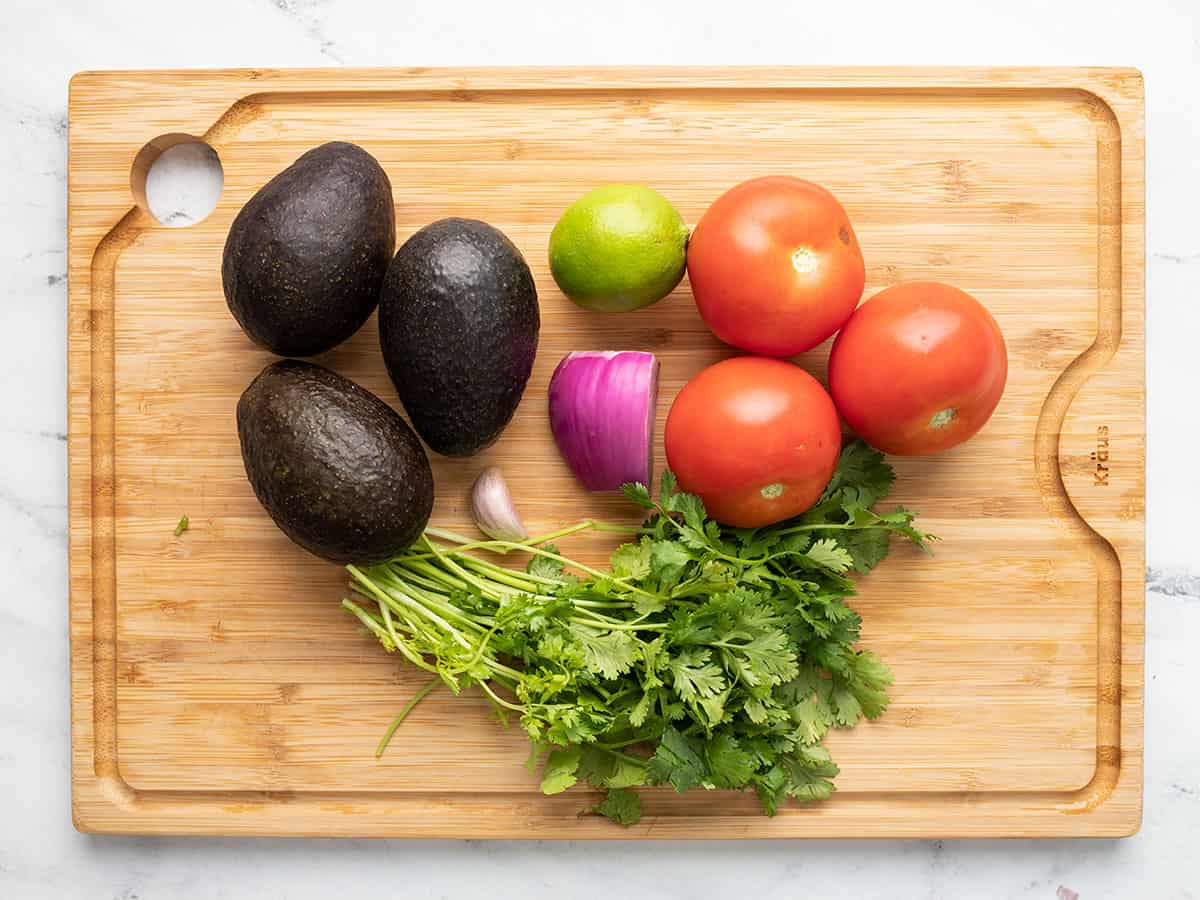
[828,282,1007,456]
[664,356,842,527]
[686,176,866,357]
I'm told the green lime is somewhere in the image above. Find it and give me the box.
[548,184,689,312]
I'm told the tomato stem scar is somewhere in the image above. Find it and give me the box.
[929,408,957,429]
[790,247,818,274]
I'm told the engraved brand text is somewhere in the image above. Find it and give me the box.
[1091,426,1110,485]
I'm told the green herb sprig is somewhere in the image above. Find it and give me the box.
[344,441,932,825]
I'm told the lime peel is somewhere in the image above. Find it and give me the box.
[549,184,688,313]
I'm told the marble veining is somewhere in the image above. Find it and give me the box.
[1146,568,1200,599]
[2,0,1197,896]
[270,0,346,63]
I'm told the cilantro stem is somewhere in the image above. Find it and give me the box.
[477,679,526,712]
[422,520,591,555]
[424,522,591,551]
[392,556,469,591]
[671,581,737,598]
[422,519,648,556]
[443,553,641,611]
[572,616,666,633]
[525,520,603,545]
[364,567,489,635]
[601,748,649,767]
[420,535,503,597]
[483,657,525,681]
[342,598,441,676]
[384,561,464,597]
[342,596,388,638]
[569,599,639,610]
[450,553,565,592]
[375,676,442,758]
[379,601,402,648]
[453,555,545,593]
[466,540,665,600]
[586,521,650,535]
[462,623,502,670]
[422,526,480,544]
[593,725,657,748]
[350,568,475,650]
[349,585,443,650]
[417,522,666,601]
[525,518,646,543]
[390,554,642,638]
[773,521,873,536]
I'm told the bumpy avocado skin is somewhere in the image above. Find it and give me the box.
[222,142,396,357]
[236,360,434,565]
[378,218,540,457]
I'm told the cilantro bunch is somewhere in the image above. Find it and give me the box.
[343,441,932,825]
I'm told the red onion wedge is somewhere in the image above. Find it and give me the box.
[548,351,659,492]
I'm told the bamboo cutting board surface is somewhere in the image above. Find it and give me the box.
[67,67,1145,838]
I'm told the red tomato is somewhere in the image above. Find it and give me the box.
[686,176,865,357]
[664,356,841,527]
[828,282,1007,456]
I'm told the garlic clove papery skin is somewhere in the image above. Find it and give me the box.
[470,466,529,542]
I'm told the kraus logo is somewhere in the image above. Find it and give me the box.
[1091,426,1110,486]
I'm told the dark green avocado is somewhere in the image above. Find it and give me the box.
[222,142,395,357]
[378,218,539,456]
[236,360,433,564]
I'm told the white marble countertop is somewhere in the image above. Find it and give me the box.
[2,0,1196,896]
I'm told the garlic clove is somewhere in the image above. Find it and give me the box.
[470,466,529,542]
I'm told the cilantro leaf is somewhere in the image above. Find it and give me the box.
[879,507,937,551]
[754,765,789,816]
[829,681,864,727]
[590,788,642,826]
[650,540,694,586]
[788,692,833,744]
[640,636,667,679]
[628,690,654,728]
[844,650,894,719]
[621,481,654,509]
[676,523,712,552]
[526,544,565,579]
[668,491,707,533]
[540,746,581,794]
[659,470,678,507]
[578,746,647,790]
[744,697,770,724]
[704,733,757,789]
[822,440,895,509]
[696,688,730,728]
[805,538,855,573]
[777,532,812,555]
[610,537,651,579]
[569,624,638,680]
[646,726,707,792]
[785,762,838,803]
[633,594,667,616]
[839,527,892,574]
[667,647,726,702]
[720,629,798,688]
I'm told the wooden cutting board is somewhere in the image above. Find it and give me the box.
[67,67,1145,837]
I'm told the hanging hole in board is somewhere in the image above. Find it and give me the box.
[130,134,224,227]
